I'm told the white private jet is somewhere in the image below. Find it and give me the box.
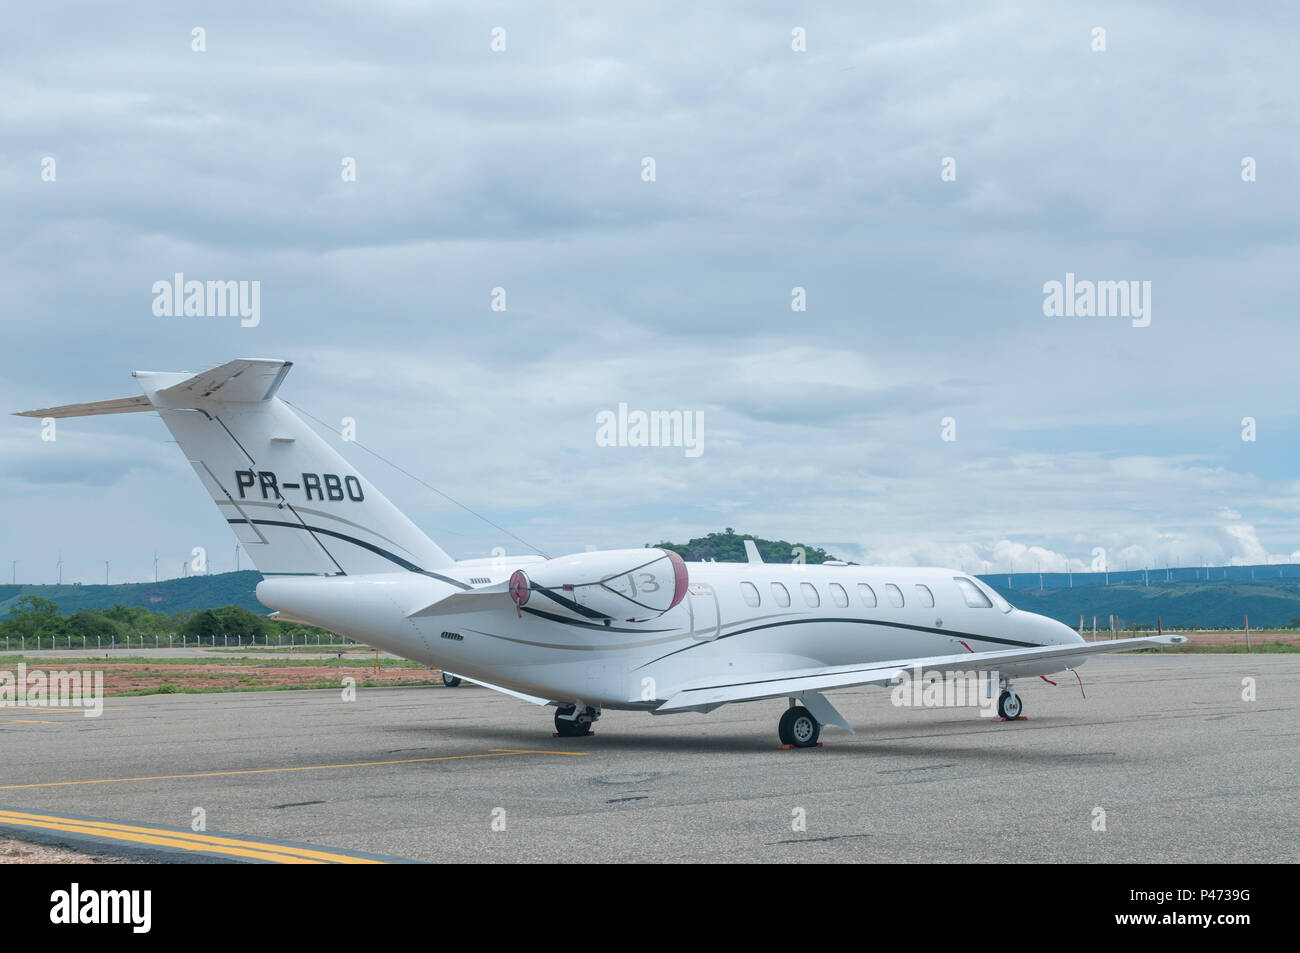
[17,359,1185,747]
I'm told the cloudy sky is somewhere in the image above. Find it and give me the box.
[3,2,1299,585]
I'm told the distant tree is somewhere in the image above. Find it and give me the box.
[101,604,149,625]
[181,606,272,642]
[653,531,841,564]
[61,611,126,644]
[1,595,62,639]
[12,595,60,617]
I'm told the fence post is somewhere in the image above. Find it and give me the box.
[1245,614,1251,652]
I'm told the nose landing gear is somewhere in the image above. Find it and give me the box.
[997,686,1024,720]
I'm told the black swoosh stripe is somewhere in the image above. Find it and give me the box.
[531,585,610,620]
[227,519,471,589]
[635,617,1041,669]
[519,605,671,633]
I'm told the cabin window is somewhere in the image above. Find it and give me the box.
[953,576,992,608]
[829,582,849,607]
[885,583,904,607]
[858,583,877,607]
[740,581,761,607]
[800,582,820,608]
[771,582,791,607]
[914,584,934,608]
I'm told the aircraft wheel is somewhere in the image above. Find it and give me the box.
[554,705,594,737]
[998,689,1023,720]
[778,706,821,747]
[441,672,462,687]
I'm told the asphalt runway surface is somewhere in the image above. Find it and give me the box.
[1,654,1295,862]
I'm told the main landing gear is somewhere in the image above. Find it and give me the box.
[998,685,1024,720]
[554,704,600,737]
[441,671,462,687]
[777,704,821,748]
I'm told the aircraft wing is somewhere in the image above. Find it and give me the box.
[654,634,1186,713]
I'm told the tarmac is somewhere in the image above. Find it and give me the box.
[1,654,1295,862]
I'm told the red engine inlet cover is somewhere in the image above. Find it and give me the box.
[509,570,530,606]
[666,550,689,611]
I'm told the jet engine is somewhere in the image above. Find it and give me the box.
[508,548,688,623]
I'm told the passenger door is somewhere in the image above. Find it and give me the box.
[687,583,720,641]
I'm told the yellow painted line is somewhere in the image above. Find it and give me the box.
[0,815,324,863]
[0,810,380,864]
[0,719,62,725]
[0,748,588,791]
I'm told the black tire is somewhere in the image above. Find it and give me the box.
[441,672,462,687]
[554,705,591,737]
[778,706,821,748]
[998,689,1023,719]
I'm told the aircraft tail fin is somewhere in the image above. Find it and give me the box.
[14,359,456,577]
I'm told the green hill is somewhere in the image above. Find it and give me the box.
[0,571,266,617]
[990,579,1300,630]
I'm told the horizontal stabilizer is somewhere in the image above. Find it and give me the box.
[13,395,152,419]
